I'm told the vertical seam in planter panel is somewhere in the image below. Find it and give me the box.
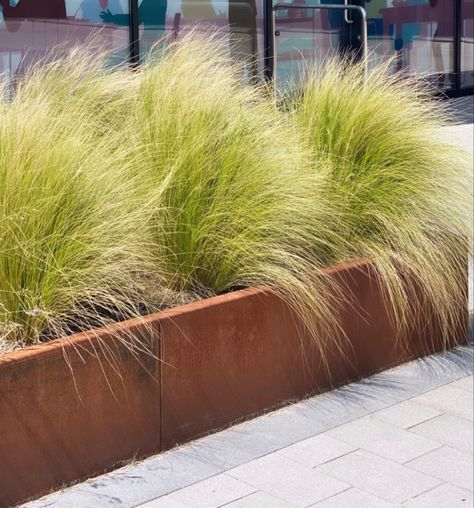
[157,317,164,452]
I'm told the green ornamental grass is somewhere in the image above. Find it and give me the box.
[290,58,473,346]
[0,67,153,352]
[127,38,343,346]
[0,35,470,356]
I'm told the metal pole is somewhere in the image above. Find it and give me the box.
[129,0,140,67]
[264,0,274,82]
[454,0,462,92]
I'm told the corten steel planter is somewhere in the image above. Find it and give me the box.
[0,319,161,508]
[0,259,467,507]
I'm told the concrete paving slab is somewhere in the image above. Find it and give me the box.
[310,487,400,508]
[403,483,473,508]
[371,400,442,429]
[407,446,474,492]
[317,450,440,503]
[147,473,256,508]
[412,384,474,421]
[449,375,474,392]
[276,434,356,468]
[228,453,349,507]
[409,414,474,454]
[327,416,440,463]
[223,491,293,508]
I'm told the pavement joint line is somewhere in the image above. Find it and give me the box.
[400,444,445,465]
[310,448,362,470]
[405,412,447,430]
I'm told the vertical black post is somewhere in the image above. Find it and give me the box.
[129,0,140,67]
[453,0,462,92]
[264,0,274,82]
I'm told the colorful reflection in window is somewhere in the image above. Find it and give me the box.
[0,1,130,78]
[125,1,262,83]
[364,0,455,89]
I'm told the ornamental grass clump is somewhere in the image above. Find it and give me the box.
[125,36,343,346]
[0,69,153,352]
[290,58,472,345]
[0,35,345,356]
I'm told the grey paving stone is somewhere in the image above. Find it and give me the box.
[310,487,400,507]
[449,376,473,393]
[409,414,474,453]
[228,452,349,507]
[223,491,294,508]
[327,416,440,463]
[230,405,328,449]
[412,385,474,421]
[137,496,188,508]
[403,483,473,508]
[277,434,356,468]
[407,446,474,492]
[371,400,442,429]
[317,451,440,503]
[25,448,224,508]
[153,473,256,508]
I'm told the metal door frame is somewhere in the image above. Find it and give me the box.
[265,2,368,83]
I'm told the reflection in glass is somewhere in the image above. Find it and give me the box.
[0,1,130,78]
[273,2,366,90]
[0,0,67,30]
[365,0,455,88]
[229,1,258,82]
[135,1,261,82]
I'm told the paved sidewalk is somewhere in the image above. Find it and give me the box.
[26,346,473,508]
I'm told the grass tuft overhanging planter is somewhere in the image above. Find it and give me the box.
[0,259,467,507]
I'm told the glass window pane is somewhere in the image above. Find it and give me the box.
[364,0,455,89]
[461,0,474,88]
[274,2,367,90]
[137,1,264,83]
[0,1,130,79]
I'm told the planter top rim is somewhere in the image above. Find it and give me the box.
[0,258,371,364]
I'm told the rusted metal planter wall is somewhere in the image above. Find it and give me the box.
[0,318,162,508]
[0,260,467,507]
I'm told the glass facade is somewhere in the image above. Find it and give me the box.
[274,1,367,89]
[0,0,472,94]
[273,1,463,91]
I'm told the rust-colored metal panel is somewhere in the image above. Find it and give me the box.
[0,319,161,508]
[0,259,466,506]
[160,259,466,449]
[159,287,316,449]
